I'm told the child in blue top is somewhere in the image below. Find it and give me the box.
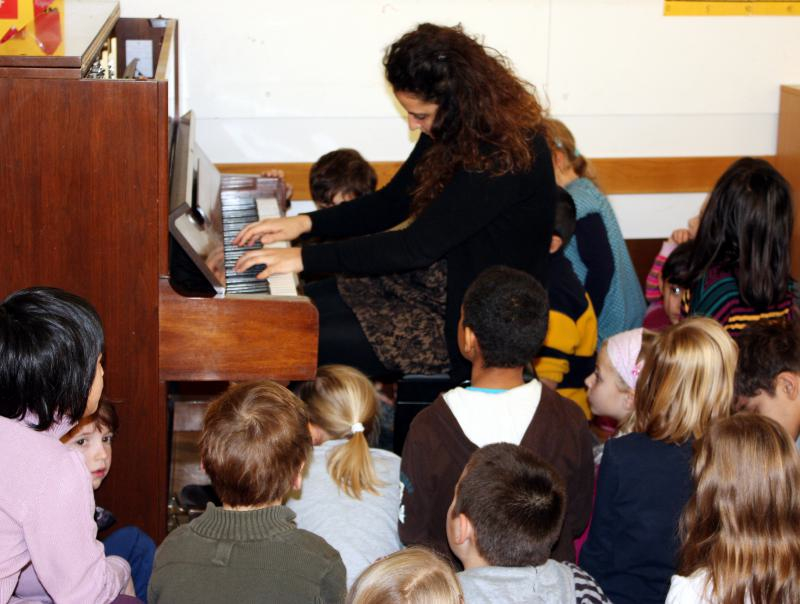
[546,118,646,343]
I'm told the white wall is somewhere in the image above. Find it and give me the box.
[120,0,800,237]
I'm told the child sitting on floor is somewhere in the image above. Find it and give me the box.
[289,364,402,587]
[535,186,598,419]
[736,318,800,441]
[643,242,693,331]
[449,443,608,603]
[580,318,737,604]
[667,414,800,603]
[0,287,134,603]
[545,118,645,342]
[346,547,462,604]
[682,157,795,333]
[399,266,594,565]
[586,328,656,459]
[15,401,156,603]
[148,381,346,604]
[644,212,701,304]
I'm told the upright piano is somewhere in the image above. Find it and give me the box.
[0,0,318,543]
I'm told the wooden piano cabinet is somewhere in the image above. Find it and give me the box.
[0,5,175,542]
[159,280,318,382]
[0,72,170,541]
[776,85,800,283]
[1,6,320,543]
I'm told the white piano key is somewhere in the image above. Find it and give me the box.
[257,197,299,297]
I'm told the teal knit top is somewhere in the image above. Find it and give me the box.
[563,177,646,342]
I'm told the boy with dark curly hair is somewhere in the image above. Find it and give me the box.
[399,266,594,565]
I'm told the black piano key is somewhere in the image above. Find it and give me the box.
[221,193,270,295]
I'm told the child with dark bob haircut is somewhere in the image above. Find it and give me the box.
[400,266,594,566]
[449,443,608,603]
[0,287,134,603]
[310,148,378,209]
[149,381,346,604]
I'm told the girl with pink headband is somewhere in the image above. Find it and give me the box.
[586,328,656,448]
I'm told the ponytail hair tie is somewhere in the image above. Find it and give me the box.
[351,422,365,434]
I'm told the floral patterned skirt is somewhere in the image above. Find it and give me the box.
[336,260,449,375]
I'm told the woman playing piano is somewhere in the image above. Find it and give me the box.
[234,23,557,382]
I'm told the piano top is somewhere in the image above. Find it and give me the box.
[0,1,119,72]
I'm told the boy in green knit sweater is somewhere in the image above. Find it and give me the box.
[149,381,346,604]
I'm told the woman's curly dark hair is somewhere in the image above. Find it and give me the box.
[384,23,547,214]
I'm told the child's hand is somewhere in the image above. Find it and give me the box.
[669,228,693,244]
[261,169,294,201]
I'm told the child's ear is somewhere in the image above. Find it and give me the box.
[292,462,305,491]
[553,149,568,173]
[463,325,477,357]
[453,513,475,547]
[549,235,563,254]
[623,390,635,412]
[777,372,800,401]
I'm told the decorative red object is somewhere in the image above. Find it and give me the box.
[34,5,59,54]
[0,0,19,20]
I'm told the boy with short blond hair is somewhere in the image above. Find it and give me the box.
[448,444,608,603]
[149,381,346,604]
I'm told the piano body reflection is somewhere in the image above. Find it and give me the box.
[0,1,318,543]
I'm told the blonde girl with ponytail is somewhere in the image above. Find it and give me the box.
[288,365,402,588]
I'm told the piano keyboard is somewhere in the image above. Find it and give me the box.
[221,193,298,296]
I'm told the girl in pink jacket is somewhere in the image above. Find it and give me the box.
[0,287,133,604]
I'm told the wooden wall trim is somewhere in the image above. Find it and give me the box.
[217,155,777,200]
[777,85,800,282]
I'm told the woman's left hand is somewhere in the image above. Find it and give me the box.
[234,247,303,280]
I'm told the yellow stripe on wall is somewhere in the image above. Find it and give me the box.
[665,1,800,16]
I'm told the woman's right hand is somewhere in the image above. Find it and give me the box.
[233,214,312,247]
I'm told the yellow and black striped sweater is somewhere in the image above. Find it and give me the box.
[535,251,598,418]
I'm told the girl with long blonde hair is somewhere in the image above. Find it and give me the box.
[667,414,800,603]
[580,318,738,604]
[288,364,402,587]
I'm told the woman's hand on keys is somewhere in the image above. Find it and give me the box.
[233,215,312,247]
[234,247,304,279]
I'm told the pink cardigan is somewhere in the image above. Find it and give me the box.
[0,414,130,604]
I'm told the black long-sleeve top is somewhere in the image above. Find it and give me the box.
[302,132,557,380]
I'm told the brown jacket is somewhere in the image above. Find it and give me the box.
[398,385,594,565]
